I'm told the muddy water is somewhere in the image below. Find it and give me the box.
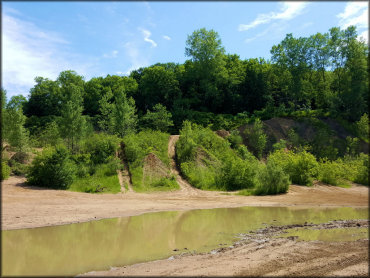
[2,206,368,276]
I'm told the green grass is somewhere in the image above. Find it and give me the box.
[69,165,121,193]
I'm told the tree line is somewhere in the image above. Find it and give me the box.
[2,25,368,153]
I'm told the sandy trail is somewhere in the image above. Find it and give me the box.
[168,135,200,196]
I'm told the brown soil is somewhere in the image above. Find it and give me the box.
[81,220,369,277]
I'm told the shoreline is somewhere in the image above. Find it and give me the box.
[2,176,369,230]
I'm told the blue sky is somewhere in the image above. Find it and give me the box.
[2,1,368,98]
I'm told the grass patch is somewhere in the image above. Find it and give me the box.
[69,164,120,193]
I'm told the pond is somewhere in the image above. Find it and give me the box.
[2,206,368,276]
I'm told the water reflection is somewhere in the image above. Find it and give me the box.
[2,206,368,276]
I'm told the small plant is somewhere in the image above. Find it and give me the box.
[244,118,267,159]
[1,162,11,180]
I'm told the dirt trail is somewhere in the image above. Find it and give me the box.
[117,146,134,193]
[168,135,200,196]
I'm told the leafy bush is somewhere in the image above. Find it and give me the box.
[27,146,77,189]
[254,160,290,195]
[341,154,369,186]
[268,149,318,186]
[244,118,267,159]
[272,139,287,151]
[81,133,119,164]
[356,113,369,140]
[318,159,349,187]
[227,130,243,149]
[1,162,11,180]
[177,121,259,191]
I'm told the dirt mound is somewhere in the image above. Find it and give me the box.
[142,153,171,185]
[215,129,230,138]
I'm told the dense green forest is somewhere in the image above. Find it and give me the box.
[1,26,369,194]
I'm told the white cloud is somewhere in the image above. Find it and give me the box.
[103,50,119,58]
[2,13,66,96]
[238,1,309,31]
[244,22,288,44]
[163,35,171,41]
[337,2,368,42]
[139,28,157,47]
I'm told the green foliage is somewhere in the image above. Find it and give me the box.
[99,88,138,137]
[27,146,77,189]
[150,176,179,191]
[356,113,369,141]
[227,130,243,149]
[268,149,318,186]
[38,121,62,147]
[1,162,11,180]
[317,154,369,186]
[254,160,290,195]
[123,130,175,191]
[318,159,349,187]
[141,103,174,132]
[345,136,359,156]
[3,96,29,152]
[244,118,267,159]
[177,121,259,191]
[59,84,86,151]
[81,133,119,164]
[8,151,30,176]
[185,28,225,62]
[68,162,121,193]
[272,139,287,151]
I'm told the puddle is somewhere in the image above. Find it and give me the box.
[280,227,368,242]
[2,206,368,276]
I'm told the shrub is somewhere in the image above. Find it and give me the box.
[268,149,318,186]
[27,146,77,189]
[81,133,119,164]
[227,130,243,149]
[244,118,267,159]
[356,113,369,140]
[272,139,287,151]
[318,159,348,186]
[254,160,290,195]
[177,121,259,190]
[1,162,11,180]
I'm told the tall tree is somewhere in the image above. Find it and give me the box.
[59,84,86,152]
[3,94,29,151]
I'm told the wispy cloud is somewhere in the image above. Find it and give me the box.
[163,35,171,41]
[103,50,119,58]
[337,1,368,42]
[238,2,309,32]
[2,11,93,97]
[123,42,150,75]
[244,22,288,44]
[139,28,157,47]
